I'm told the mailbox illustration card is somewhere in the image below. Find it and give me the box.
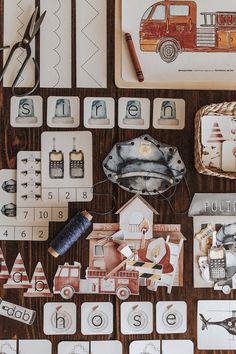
[116,0,236,89]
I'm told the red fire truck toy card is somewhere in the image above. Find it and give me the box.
[120,302,153,335]
[81,302,113,335]
[156,301,187,334]
[17,151,68,222]
[118,97,150,130]
[117,0,236,90]
[198,300,236,350]
[83,97,115,129]
[41,132,93,204]
[47,97,80,128]
[90,341,122,354]
[43,302,77,335]
[153,98,186,130]
[129,340,194,354]
[0,340,17,354]
[19,340,52,354]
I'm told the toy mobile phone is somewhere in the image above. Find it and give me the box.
[49,138,64,179]
[69,137,84,179]
[209,245,226,281]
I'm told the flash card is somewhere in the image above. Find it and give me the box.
[130,340,193,354]
[58,342,90,354]
[153,98,185,130]
[41,132,93,203]
[81,302,113,335]
[0,169,48,241]
[198,300,236,350]
[47,96,80,128]
[84,97,115,129]
[0,340,17,354]
[202,143,222,169]
[43,302,77,335]
[156,301,187,334]
[19,340,52,354]
[17,151,68,222]
[222,141,236,171]
[201,115,232,146]
[90,341,122,354]
[121,302,153,335]
[10,96,43,128]
[118,97,150,130]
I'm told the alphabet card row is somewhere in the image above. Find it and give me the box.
[130,340,193,354]
[58,341,122,354]
[0,340,51,354]
[10,96,185,130]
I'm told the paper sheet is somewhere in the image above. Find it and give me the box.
[40,0,72,88]
[3,0,35,88]
[76,0,107,88]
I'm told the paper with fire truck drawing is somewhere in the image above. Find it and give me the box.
[117,0,236,89]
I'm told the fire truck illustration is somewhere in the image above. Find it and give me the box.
[53,195,185,301]
[140,0,236,63]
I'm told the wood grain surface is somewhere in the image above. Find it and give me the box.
[0,1,236,353]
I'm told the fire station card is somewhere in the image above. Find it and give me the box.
[222,141,236,171]
[43,302,77,335]
[10,96,43,128]
[0,340,17,354]
[156,301,187,334]
[91,341,122,354]
[19,340,52,354]
[0,169,48,241]
[41,132,93,203]
[153,98,185,130]
[17,151,68,222]
[121,302,153,335]
[201,143,222,169]
[129,340,193,354]
[201,116,232,146]
[84,97,115,129]
[58,342,90,354]
[47,96,80,128]
[118,97,150,129]
[81,302,113,335]
[198,300,236,350]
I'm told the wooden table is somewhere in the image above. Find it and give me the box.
[0,1,235,353]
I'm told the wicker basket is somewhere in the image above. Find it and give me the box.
[195,101,236,179]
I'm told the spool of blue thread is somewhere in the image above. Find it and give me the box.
[48,210,93,258]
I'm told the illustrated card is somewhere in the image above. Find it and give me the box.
[118,97,150,129]
[41,132,93,203]
[81,302,113,335]
[17,151,68,222]
[129,340,193,354]
[198,300,236,350]
[156,301,187,334]
[47,97,80,128]
[0,169,48,241]
[19,340,52,354]
[121,302,153,335]
[43,303,77,335]
[222,140,236,171]
[201,143,222,169]
[201,115,232,145]
[116,0,236,90]
[58,342,90,354]
[153,98,185,130]
[84,97,115,129]
[90,341,122,354]
[0,340,17,354]
[10,96,43,128]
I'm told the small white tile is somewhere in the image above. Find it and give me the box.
[91,341,122,354]
[153,98,185,130]
[121,302,153,335]
[81,302,113,335]
[19,340,52,354]
[11,96,43,128]
[58,341,90,354]
[156,301,187,334]
[44,302,77,335]
[84,97,115,129]
[0,340,17,354]
[118,97,150,130]
[47,96,80,128]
